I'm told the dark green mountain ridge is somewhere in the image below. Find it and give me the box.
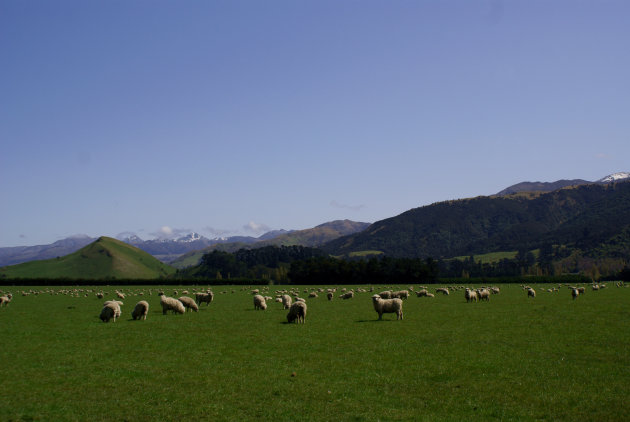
[323,181,630,260]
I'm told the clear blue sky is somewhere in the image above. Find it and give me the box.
[1,0,629,247]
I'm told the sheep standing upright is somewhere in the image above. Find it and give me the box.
[465,288,478,303]
[287,301,307,323]
[327,292,333,301]
[253,294,267,310]
[340,291,354,300]
[571,288,579,300]
[281,294,292,310]
[131,301,149,320]
[477,289,490,301]
[372,295,403,320]
[195,292,214,306]
[527,288,536,298]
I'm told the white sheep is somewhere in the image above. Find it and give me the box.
[527,288,536,298]
[571,288,579,300]
[195,292,214,306]
[100,300,123,323]
[465,288,478,303]
[287,301,307,323]
[378,290,392,299]
[281,294,292,310]
[392,290,409,300]
[178,296,199,312]
[0,295,11,306]
[159,294,185,315]
[253,294,267,310]
[131,301,149,320]
[477,289,490,301]
[416,289,428,297]
[340,291,354,300]
[436,287,450,295]
[371,295,403,320]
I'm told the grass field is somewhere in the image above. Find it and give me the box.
[1,283,629,421]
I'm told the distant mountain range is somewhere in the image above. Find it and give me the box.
[170,220,370,268]
[0,220,366,267]
[324,174,630,259]
[2,172,628,274]
[496,172,630,195]
[0,235,96,267]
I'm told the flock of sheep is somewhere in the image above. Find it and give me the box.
[1,281,625,324]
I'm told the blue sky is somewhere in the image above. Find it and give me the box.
[1,0,629,247]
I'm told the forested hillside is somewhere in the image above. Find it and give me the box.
[324,182,630,261]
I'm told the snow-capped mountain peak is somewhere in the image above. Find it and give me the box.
[175,232,203,243]
[597,172,630,183]
[127,235,144,243]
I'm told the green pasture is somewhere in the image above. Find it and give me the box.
[1,283,628,421]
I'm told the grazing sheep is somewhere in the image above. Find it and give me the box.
[253,294,267,310]
[308,292,318,298]
[195,292,214,306]
[281,294,292,310]
[378,290,392,299]
[100,301,122,323]
[0,296,11,306]
[96,292,104,299]
[131,301,149,320]
[527,288,536,298]
[425,293,435,298]
[159,294,185,315]
[416,289,428,297]
[116,292,125,300]
[491,287,500,295]
[327,292,333,301]
[436,287,450,295]
[391,290,409,300]
[571,288,579,300]
[577,287,585,294]
[287,301,307,324]
[371,295,403,320]
[178,296,199,312]
[340,291,354,300]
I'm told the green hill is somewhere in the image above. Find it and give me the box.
[0,237,176,279]
[323,181,630,260]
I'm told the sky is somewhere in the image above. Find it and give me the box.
[1,0,629,247]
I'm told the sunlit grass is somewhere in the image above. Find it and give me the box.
[1,284,628,421]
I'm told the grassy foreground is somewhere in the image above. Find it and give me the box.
[1,283,629,421]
